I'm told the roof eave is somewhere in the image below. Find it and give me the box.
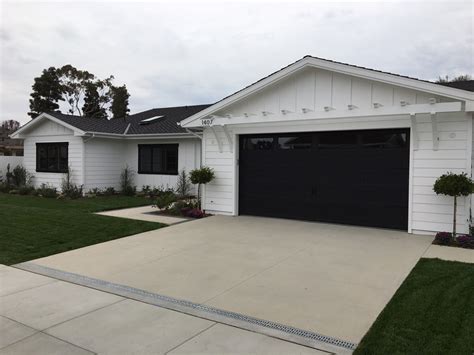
[180,56,474,127]
[10,113,87,138]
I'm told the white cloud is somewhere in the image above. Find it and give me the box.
[0,0,472,124]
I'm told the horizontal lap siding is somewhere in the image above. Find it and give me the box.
[84,139,125,191]
[411,112,470,234]
[22,121,83,190]
[124,139,200,192]
[202,128,235,214]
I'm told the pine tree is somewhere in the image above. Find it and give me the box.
[110,85,130,119]
[28,67,63,118]
[82,83,107,118]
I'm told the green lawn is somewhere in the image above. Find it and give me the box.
[355,258,474,355]
[0,193,163,265]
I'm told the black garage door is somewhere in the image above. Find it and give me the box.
[239,129,410,230]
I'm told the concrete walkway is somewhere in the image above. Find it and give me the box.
[96,205,188,225]
[27,215,433,345]
[423,244,474,263]
[0,266,324,354]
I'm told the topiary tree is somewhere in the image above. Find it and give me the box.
[189,166,215,210]
[433,172,473,238]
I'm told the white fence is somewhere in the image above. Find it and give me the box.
[0,156,24,180]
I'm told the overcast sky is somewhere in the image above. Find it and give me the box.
[1,0,472,124]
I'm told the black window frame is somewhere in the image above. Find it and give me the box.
[36,142,69,173]
[138,144,179,175]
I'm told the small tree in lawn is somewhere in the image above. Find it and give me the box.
[189,166,215,210]
[433,172,473,238]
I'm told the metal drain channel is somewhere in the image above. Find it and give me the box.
[15,262,357,354]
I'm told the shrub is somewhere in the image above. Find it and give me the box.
[456,234,474,249]
[61,167,83,199]
[8,189,19,194]
[18,185,35,195]
[103,187,116,196]
[120,165,136,196]
[37,183,57,198]
[189,166,215,209]
[0,182,11,193]
[154,191,177,211]
[176,170,192,198]
[7,165,33,188]
[433,172,473,237]
[434,232,453,246]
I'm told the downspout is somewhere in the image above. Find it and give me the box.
[82,133,96,192]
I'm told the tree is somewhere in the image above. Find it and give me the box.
[28,65,118,118]
[433,172,473,238]
[110,85,130,119]
[28,67,63,118]
[189,166,215,210]
[82,82,107,119]
[436,74,472,83]
[1,120,20,131]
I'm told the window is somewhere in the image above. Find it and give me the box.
[138,144,178,175]
[317,131,358,149]
[36,142,68,173]
[278,135,312,150]
[241,137,274,150]
[361,131,408,149]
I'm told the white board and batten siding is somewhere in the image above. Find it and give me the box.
[83,138,125,191]
[123,139,201,191]
[22,120,84,189]
[201,67,472,234]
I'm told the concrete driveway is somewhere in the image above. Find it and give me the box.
[19,216,433,349]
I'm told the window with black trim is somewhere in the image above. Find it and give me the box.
[36,142,69,173]
[138,144,178,175]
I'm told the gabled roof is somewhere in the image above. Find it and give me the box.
[179,56,474,127]
[12,104,211,138]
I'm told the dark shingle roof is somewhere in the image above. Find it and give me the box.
[437,80,474,92]
[47,104,210,135]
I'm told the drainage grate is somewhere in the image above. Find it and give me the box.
[15,262,357,353]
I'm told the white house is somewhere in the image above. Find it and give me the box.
[11,105,209,192]
[179,56,474,235]
[12,56,474,235]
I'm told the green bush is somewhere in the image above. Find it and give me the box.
[18,186,35,195]
[120,165,136,196]
[433,172,474,237]
[0,182,11,193]
[7,165,33,188]
[176,170,192,198]
[154,191,177,211]
[61,167,83,199]
[103,187,116,196]
[189,166,215,209]
[37,184,58,198]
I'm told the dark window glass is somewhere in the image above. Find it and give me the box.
[36,143,68,173]
[362,131,408,148]
[278,135,312,150]
[242,137,273,150]
[138,144,178,175]
[317,132,358,149]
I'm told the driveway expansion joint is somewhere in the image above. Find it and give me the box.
[14,262,357,354]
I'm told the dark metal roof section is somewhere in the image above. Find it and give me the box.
[47,104,211,135]
[437,80,474,92]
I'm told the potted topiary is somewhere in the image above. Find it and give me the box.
[189,166,215,210]
[433,172,473,240]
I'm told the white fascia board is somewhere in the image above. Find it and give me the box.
[180,57,473,128]
[205,102,463,127]
[10,113,86,138]
[81,132,197,140]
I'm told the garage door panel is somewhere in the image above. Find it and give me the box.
[239,129,409,230]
